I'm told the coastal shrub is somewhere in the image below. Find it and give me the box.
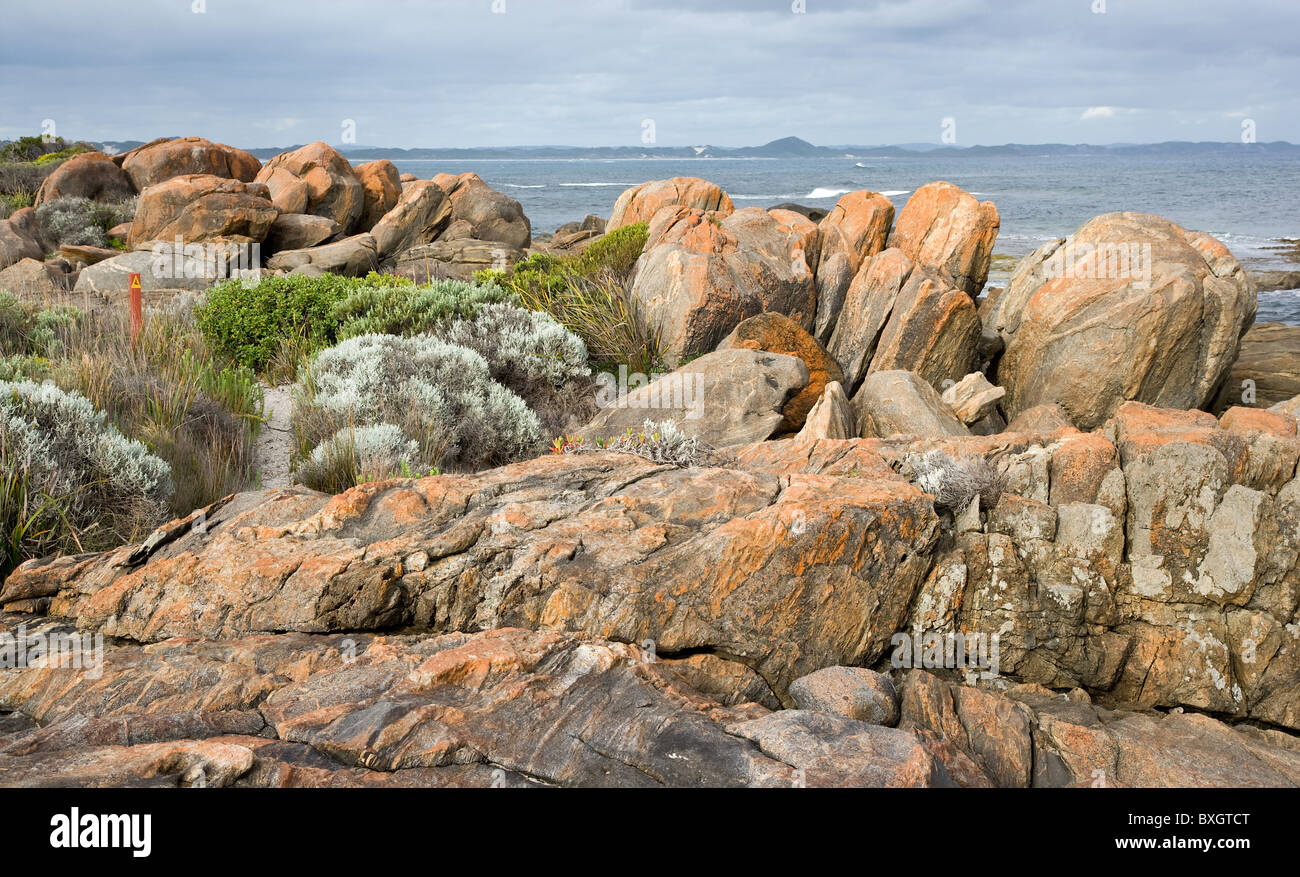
[0,136,87,164]
[56,302,263,517]
[332,276,516,340]
[0,380,171,574]
[296,424,427,494]
[908,450,1003,513]
[293,333,541,483]
[479,222,659,373]
[34,196,136,249]
[198,272,519,376]
[197,273,356,373]
[0,291,79,358]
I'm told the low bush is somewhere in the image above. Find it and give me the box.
[198,272,518,377]
[333,275,516,340]
[296,424,429,494]
[908,450,1004,514]
[293,333,542,487]
[0,290,79,358]
[0,380,171,575]
[34,196,136,249]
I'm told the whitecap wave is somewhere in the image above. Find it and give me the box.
[806,187,854,199]
[559,182,629,187]
[879,190,911,197]
[503,183,545,189]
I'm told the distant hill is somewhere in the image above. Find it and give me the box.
[52,136,1300,162]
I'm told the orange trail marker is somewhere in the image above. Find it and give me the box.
[129,272,143,347]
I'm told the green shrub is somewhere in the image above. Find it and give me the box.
[0,291,79,358]
[197,273,356,373]
[570,223,650,276]
[296,424,429,494]
[0,380,171,575]
[333,276,516,340]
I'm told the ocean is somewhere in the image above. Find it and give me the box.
[391,152,1300,324]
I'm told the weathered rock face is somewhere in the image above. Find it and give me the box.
[265,233,377,277]
[430,172,530,249]
[942,372,1006,425]
[254,142,365,233]
[827,248,981,393]
[354,160,402,232]
[789,666,899,726]
[1211,322,1300,413]
[898,671,1300,787]
[630,206,818,360]
[0,258,60,297]
[72,246,218,294]
[577,348,809,447]
[0,617,972,787]
[852,370,970,439]
[607,177,734,231]
[797,381,856,441]
[34,152,135,204]
[120,136,261,191]
[813,190,895,344]
[992,213,1257,429]
[264,213,339,253]
[371,181,452,257]
[0,208,46,271]
[127,174,278,249]
[716,312,843,433]
[890,181,999,296]
[389,239,524,283]
[2,452,938,697]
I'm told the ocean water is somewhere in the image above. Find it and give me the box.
[391,152,1300,323]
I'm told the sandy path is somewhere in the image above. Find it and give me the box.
[257,384,295,489]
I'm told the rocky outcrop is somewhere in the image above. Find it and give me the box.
[796,381,855,441]
[941,372,1006,425]
[389,239,524,283]
[72,245,217,294]
[991,213,1256,429]
[716,312,843,433]
[34,152,135,205]
[254,142,365,233]
[354,160,402,232]
[577,348,809,446]
[430,172,530,249]
[827,248,981,393]
[0,208,46,271]
[1211,322,1300,412]
[629,206,818,360]
[120,137,261,191]
[852,370,970,439]
[0,258,61,297]
[813,191,895,343]
[371,181,452,257]
[264,214,339,253]
[265,233,378,277]
[890,181,999,296]
[607,177,734,231]
[127,174,278,248]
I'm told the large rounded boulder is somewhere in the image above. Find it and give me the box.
[354,159,402,231]
[128,174,278,248]
[254,142,364,232]
[629,206,817,361]
[608,177,734,231]
[430,172,530,248]
[992,212,1256,429]
[813,190,895,343]
[120,136,261,190]
[34,152,135,204]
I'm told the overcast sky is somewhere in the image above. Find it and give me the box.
[2,0,1297,149]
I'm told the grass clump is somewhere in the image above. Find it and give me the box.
[477,222,661,373]
[551,419,711,468]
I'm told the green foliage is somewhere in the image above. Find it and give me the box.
[197,273,357,373]
[33,146,92,166]
[198,272,519,377]
[478,222,659,373]
[0,290,79,358]
[333,276,517,340]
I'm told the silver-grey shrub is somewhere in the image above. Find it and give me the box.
[34,196,136,249]
[296,423,424,494]
[0,380,171,554]
[908,449,1003,513]
[293,333,542,482]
